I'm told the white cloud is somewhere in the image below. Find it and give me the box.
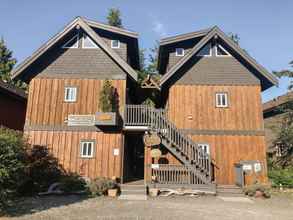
[149,13,168,37]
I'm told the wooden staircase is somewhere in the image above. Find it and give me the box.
[124,105,214,188]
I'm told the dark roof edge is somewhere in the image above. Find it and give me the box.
[0,80,27,100]
[263,91,293,112]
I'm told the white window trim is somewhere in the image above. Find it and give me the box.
[198,143,210,159]
[64,87,77,102]
[111,40,120,49]
[80,141,95,158]
[82,33,98,49]
[196,43,212,57]
[215,44,231,57]
[175,48,185,57]
[216,92,228,108]
[62,34,79,49]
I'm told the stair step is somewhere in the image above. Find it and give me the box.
[118,195,147,200]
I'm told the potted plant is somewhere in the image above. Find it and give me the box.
[96,80,118,126]
[107,177,118,197]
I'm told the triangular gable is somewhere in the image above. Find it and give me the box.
[11,17,138,82]
[159,26,278,90]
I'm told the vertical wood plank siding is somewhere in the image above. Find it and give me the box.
[25,131,123,179]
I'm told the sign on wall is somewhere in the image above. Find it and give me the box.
[150,149,162,158]
[254,163,262,173]
[143,133,161,146]
[68,115,95,126]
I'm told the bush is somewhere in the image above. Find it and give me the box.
[268,167,293,188]
[89,177,117,196]
[0,127,27,209]
[244,184,271,198]
[59,173,87,193]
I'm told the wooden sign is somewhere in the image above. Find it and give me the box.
[151,149,162,158]
[68,115,95,126]
[95,112,117,126]
[97,114,113,121]
[143,133,161,146]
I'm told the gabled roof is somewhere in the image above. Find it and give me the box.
[0,80,27,100]
[159,26,278,90]
[11,17,138,82]
[263,91,293,113]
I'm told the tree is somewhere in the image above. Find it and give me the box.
[273,61,293,90]
[99,80,117,112]
[228,33,240,45]
[145,41,159,75]
[107,8,123,28]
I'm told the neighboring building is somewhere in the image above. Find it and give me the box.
[0,80,27,130]
[12,17,278,193]
[263,91,293,157]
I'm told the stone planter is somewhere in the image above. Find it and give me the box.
[255,190,264,198]
[95,112,117,126]
[108,188,118,197]
[149,188,159,197]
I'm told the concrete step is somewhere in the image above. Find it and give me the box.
[118,194,147,200]
[216,185,244,196]
[119,184,147,200]
[121,189,147,195]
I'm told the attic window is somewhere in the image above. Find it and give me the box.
[111,40,120,49]
[62,35,79,49]
[216,44,231,56]
[175,48,185,56]
[197,43,212,57]
[82,33,98,48]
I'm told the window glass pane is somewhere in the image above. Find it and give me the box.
[62,35,79,48]
[82,34,98,48]
[176,48,184,56]
[111,40,120,48]
[217,45,229,56]
[222,94,226,106]
[197,43,211,56]
[87,143,92,156]
[82,143,87,156]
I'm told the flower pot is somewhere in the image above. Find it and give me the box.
[149,188,159,197]
[108,188,118,197]
[255,190,264,198]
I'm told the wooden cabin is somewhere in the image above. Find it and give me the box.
[12,17,278,193]
[0,80,27,130]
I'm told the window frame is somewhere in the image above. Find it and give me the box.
[196,43,212,57]
[175,48,185,57]
[62,34,79,49]
[64,86,77,103]
[80,140,95,158]
[82,33,98,49]
[215,44,231,57]
[198,143,210,159]
[215,92,228,108]
[111,40,120,49]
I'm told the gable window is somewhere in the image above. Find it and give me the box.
[111,40,120,49]
[64,87,77,102]
[216,44,231,56]
[80,141,95,158]
[198,144,210,159]
[62,34,79,49]
[216,92,228,108]
[197,43,212,56]
[82,33,98,48]
[175,48,185,56]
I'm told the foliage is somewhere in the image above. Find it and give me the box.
[273,60,293,90]
[0,37,27,90]
[88,177,117,196]
[107,8,123,28]
[243,184,271,198]
[99,80,117,112]
[145,40,159,75]
[228,32,240,45]
[59,173,87,193]
[268,167,293,188]
[0,127,27,209]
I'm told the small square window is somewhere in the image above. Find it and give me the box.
[198,144,210,159]
[111,40,120,48]
[80,141,95,158]
[175,48,184,56]
[64,87,77,102]
[216,93,228,108]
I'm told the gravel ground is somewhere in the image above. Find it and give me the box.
[1,193,293,220]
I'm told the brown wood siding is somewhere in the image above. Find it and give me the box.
[25,130,123,179]
[26,78,126,127]
[167,85,264,131]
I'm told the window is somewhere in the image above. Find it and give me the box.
[216,93,228,107]
[111,40,120,48]
[82,33,98,48]
[64,87,77,102]
[80,141,95,158]
[198,144,210,159]
[62,34,79,49]
[197,43,212,56]
[175,48,185,56]
[216,44,231,56]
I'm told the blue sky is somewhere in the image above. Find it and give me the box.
[1,0,292,102]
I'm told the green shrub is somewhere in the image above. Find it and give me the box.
[59,173,87,193]
[0,127,27,209]
[268,167,293,188]
[244,184,271,198]
[89,177,117,196]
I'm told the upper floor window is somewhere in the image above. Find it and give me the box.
[64,87,77,102]
[197,43,212,56]
[62,34,79,49]
[198,143,210,159]
[216,92,228,108]
[175,48,185,56]
[80,140,95,158]
[82,33,98,48]
[111,40,120,49]
[216,44,231,56]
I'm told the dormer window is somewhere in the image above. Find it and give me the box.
[197,43,212,57]
[216,44,231,56]
[111,40,120,49]
[62,34,79,49]
[175,48,185,56]
[82,33,98,48]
